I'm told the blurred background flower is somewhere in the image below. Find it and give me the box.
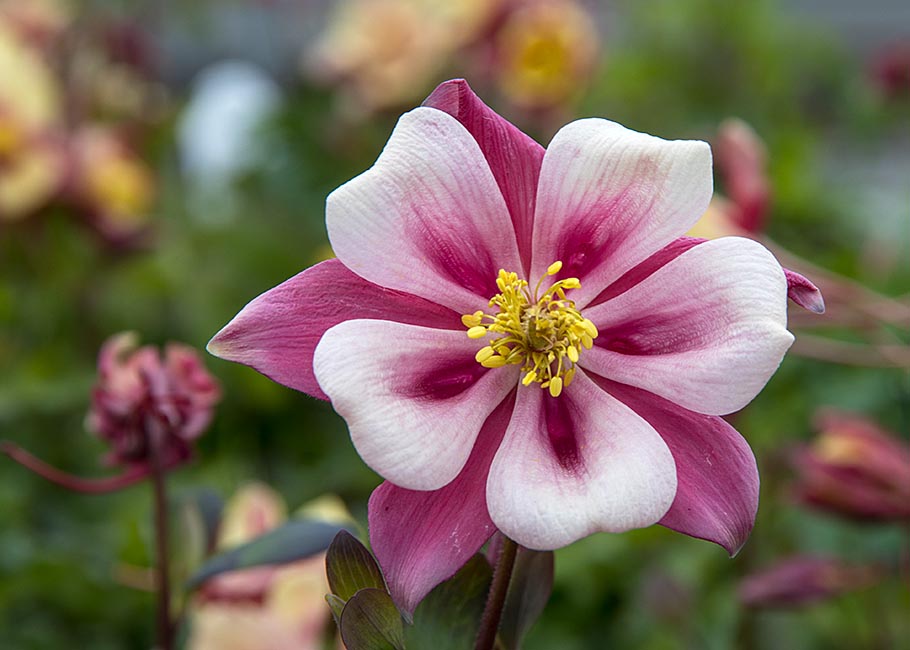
[792,409,910,522]
[188,484,349,650]
[0,16,65,221]
[738,555,881,609]
[88,332,220,471]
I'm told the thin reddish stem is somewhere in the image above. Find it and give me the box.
[1,441,153,493]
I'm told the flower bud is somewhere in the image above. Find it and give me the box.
[713,118,770,234]
[87,332,221,469]
[739,555,880,608]
[792,409,910,522]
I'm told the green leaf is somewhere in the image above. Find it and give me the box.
[405,554,493,649]
[326,593,347,626]
[186,518,347,589]
[326,529,387,600]
[498,548,554,650]
[182,488,224,554]
[340,588,406,650]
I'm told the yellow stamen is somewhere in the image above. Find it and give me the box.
[475,346,495,363]
[467,326,488,339]
[481,355,508,368]
[549,376,563,397]
[461,311,483,328]
[461,260,598,397]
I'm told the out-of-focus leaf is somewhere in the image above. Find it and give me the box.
[340,588,406,650]
[405,554,492,649]
[326,529,386,600]
[498,548,554,650]
[183,488,224,554]
[186,518,346,589]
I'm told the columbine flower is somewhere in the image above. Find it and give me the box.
[189,486,349,650]
[89,332,220,470]
[209,79,814,613]
[792,409,910,522]
[69,126,155,243]
[306,0,498,114]
[493,0,598,111]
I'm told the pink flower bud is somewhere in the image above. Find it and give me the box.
[739,555,880,608]
[87,332,220,469]
[713,118,770,234]
[792,409,910,522]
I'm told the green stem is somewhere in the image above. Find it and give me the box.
[149,431,173,650]
[475,537,519,650]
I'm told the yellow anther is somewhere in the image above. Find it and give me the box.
[475,346,495,363]
[467,326,488,339]
[481,355,508,368]
[522,370,537,386]
[547,261,563,275]
[549,376,563,398]
[461,311,483,328]
[560,278,581,289]
[564,367,576,387]
[567,345,579,363]
[580,319,598,338]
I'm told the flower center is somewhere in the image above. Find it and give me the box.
[462,261,598,398]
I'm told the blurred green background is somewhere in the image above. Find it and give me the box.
[1,0,908,648]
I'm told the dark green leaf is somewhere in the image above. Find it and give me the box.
[186,518,348,589]
[326,529,386,600]
[405,554,493,649]
[498,548,554,650]
[340,588,406,650]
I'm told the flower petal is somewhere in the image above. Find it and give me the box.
[589,236,705,306]
[208,259,461,400]
[326,106,522,314]
[784,268,825,314]
[531,118,713,306]
[313,319,519,490]
[486,370,677,550]
[592,235,824,314]
[582,237,793,416]
[423,79,545,272]
[368,393,514,615]
[592,376,758,555]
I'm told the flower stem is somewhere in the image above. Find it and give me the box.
[475,536,519,650]
[149,431,173,650]
[0,441,157,494]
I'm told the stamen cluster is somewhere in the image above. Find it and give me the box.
[462,261,598,397]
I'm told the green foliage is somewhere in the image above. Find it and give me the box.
[187,518,347,588]
[339,589,407,650]
[405,555,493,650]
[326,530,388,602]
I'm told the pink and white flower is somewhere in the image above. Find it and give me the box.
[209,80,818,614]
